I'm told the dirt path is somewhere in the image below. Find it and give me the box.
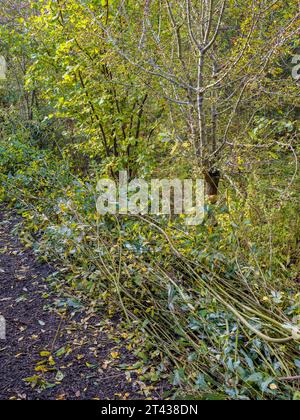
[0,207,161,400]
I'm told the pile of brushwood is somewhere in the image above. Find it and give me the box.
[0,136,299,400]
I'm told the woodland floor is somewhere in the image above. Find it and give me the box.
[0,206,165,400]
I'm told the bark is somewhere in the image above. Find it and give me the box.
[204,169,221,203]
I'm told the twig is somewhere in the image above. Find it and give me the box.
[51,314,65,352]
[279,376,300,382]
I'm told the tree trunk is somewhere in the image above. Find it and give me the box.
[204,169,221,204]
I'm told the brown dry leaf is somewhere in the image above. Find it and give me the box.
[102,360,110,369]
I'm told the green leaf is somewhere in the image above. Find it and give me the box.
[293,392,300,401]
[294,359,300,371]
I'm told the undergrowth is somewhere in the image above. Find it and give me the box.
[1,137,299,400]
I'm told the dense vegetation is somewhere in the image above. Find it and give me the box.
[0,0,299,400]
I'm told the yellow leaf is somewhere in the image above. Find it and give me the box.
[48,356,56,366]
[40,351,51,357]
[111,351,120,359]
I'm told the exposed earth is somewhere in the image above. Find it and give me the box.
[0,207,165,400]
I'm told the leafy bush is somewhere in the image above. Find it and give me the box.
[1,139,299,400]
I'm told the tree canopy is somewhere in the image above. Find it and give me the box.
[0,0,299,401]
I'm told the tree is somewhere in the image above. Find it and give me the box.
[0,1,37,120]
[26,0,165,176]
[80,0,299,195]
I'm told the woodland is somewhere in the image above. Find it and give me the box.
[0,0,299,401]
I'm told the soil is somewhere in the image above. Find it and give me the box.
[0,207,165,400]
